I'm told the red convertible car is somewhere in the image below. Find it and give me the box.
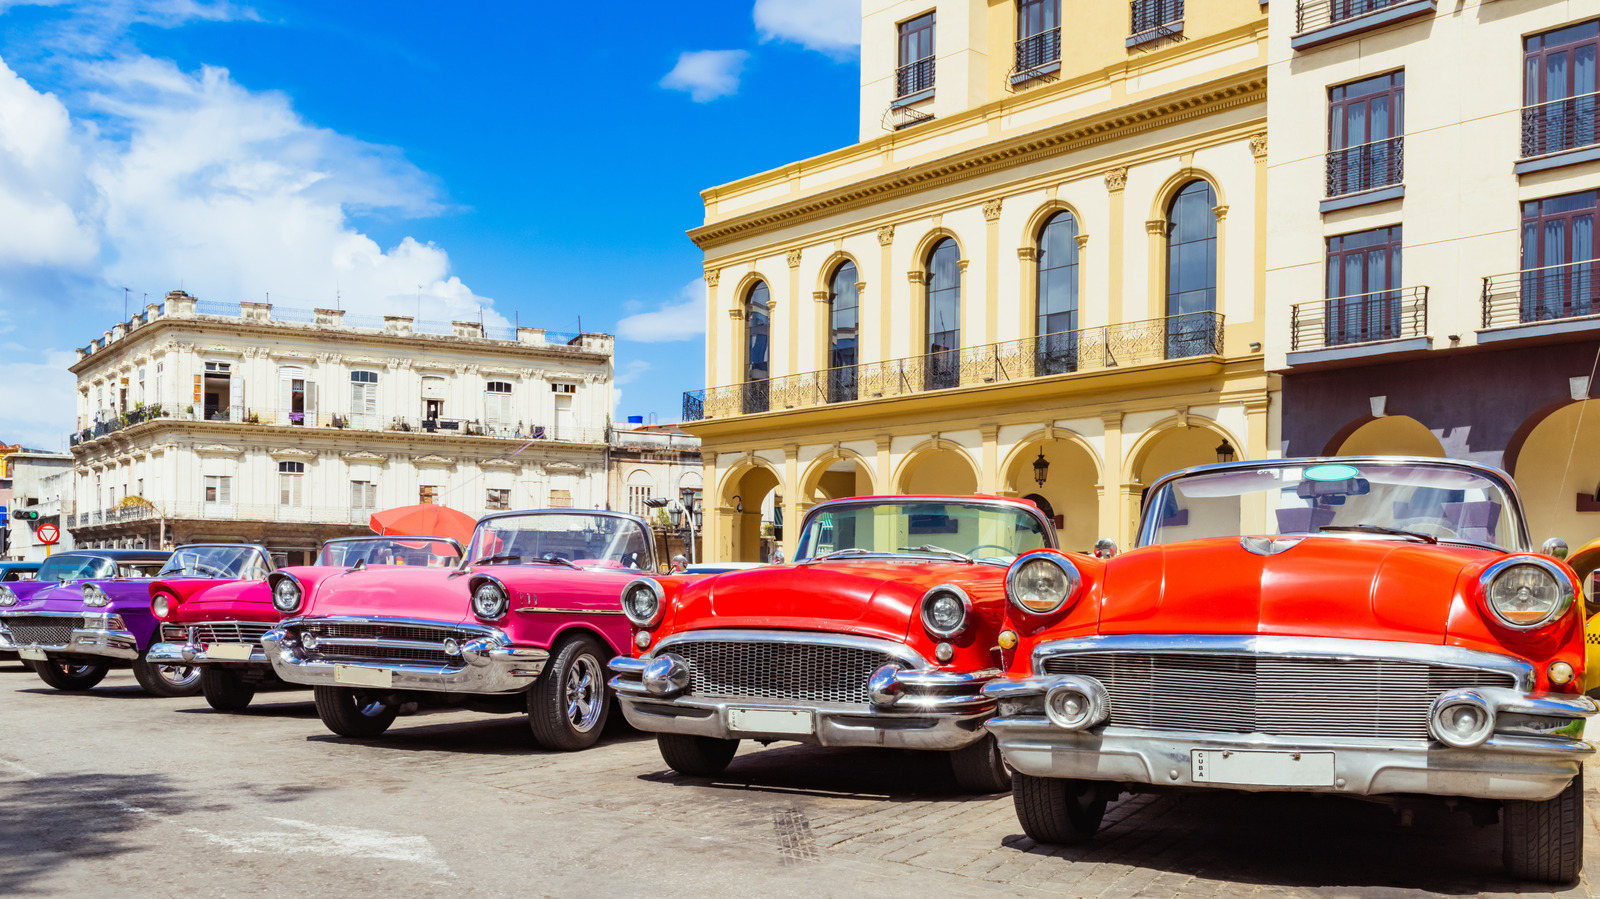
[262,510,653,750]
[609,495,1056,793]
[982,457,1594,882]
[147,536,461,711]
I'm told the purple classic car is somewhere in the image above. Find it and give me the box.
[0,548,211,696]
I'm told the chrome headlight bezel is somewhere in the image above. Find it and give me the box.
[81,584,109,607]
[1005,553,1082,616]
[621,577,665,628]
[0,586,16,607]
[270,573,304,614]
[920,584,972,639]
[151,593,171,619]
[471,578,510,621]
[1480,557,1573,630]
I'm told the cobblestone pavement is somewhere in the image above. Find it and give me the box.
[2,664,1597,898]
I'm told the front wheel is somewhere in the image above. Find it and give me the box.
[200,667,257,711]
[312,686,399,738]
[949,733,1013,794]
[527,635,611,751]
[657,733,739,776]
[132,654,203,697]
[1503,769,1583,883]
[1012,772,1106,844]
[31,659,108,691]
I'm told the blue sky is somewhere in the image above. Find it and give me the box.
[0,0,861,449]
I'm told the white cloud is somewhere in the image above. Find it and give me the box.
[754,0,860,57]
[659,50,749,103]
[0,349,79,450]
[615,279,705,343]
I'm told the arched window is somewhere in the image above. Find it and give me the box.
[925,238,961,389]
[1165,180,1218,358]
[744,281,771,414]
[828,262,859,402]
[1036,211,1079,374]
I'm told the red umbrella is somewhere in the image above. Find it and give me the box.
[369,504,477,548]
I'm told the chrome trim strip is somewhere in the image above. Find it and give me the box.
[649,628,928,671]
[1028,634,1538,691]
[0,611,91,619]
[279,615,499,636]
[517,607,624,615]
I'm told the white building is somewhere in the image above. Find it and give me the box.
[68,291,614,563]
[4,452,75,561]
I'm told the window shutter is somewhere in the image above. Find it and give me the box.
[220,477,232,504]
[281,475,290,506]
[350,480,360,508]
[279,376,291,418]
[193,375,202,404]
[305,381,318,421]
[229,372,243,421]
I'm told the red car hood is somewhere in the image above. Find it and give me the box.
[671,559,999,642]
[301,566,471,624]
[1097,536,1497,643]
[162,578,275,624]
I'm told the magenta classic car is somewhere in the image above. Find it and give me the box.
[262,510,653,749]
[0,548,197,695]
[147,537,461,711]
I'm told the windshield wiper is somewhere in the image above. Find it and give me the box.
[472,553,523,565]
[1319,524,1438,545]
[896,544,975,563]
[801,548,878,564]
[528,555,581,570]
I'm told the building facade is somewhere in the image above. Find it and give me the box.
[1264,0,1600,548]
[686,0,1275,561]
[3,452,74,561]
[608,423,704,561]
[67,291,613,563]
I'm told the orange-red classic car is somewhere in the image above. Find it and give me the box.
[981,456,1594,883]
[609,495,1058,793]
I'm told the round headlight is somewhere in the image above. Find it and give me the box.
[271,576,303,613]
[472,580,508,620]
[0,586,17,607]
[151,594,170,619]
[621,578,664,628]
[82,584,109,607]
[1483,559,1573,629]
[1006,554,1081,615]
[920,586,971,639]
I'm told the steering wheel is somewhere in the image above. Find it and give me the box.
[1393,516,1460,539]
[965,544,1015,557]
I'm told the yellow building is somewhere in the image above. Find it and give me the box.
[685,0,1277,562]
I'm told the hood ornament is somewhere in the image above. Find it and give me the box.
[1240,536,1304,556]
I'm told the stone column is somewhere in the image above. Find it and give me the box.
[877,226,895,362]
[704,269,721,390]
[783,444,801,559]
[979,423,1001,494]
[983,198,1002,346]
[1104,168,1127,324]
[875,434,893,495]
[1099,411,1126,547]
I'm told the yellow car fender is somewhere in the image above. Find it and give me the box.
[1572,538,1600,694]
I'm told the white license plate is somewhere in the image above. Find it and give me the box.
[727,708,813,735]
[334,665,393,688]
[18,647,47,661]
[1191,749,1334,787]
[207,643,254,661]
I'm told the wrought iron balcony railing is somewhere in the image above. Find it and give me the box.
[1130,0,1183,35]
[1482,259,1600,329]
[1014,28,1061,72]
[681,312,1224,422]
[896,56,935,98]
[1521,91,1599,159]
[68,404,594,447]
[1326,135,1403,197]
[1296,0,1407,33]
[1290,287,1428,352]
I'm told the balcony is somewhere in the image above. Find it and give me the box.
[69,406,606,448]
[1518,92,1600,175]
[1480,259,1600,342]
[1128,0,1183,48]
[1011,28,1061,84]
[71,503,398,528]
[1323,136,1404,212]
[1288,287,1429,365]
[1292,0,1436,51]
[682,312,1224,423]
[894,56,935,103]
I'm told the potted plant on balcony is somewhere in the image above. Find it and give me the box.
[185,405,195,420]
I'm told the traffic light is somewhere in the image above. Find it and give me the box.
[10,510,38,521]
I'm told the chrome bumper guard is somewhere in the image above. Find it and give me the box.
[262,617,548,695]
[982,673,1598,802]
[0,618,139,661]
[609,647,999,751]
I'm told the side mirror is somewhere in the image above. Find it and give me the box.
[1094,538,1119,560]
[1542,537,1570,560]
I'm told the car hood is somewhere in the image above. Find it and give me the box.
[5,580,153,614]
[1097,536,1499,643]
[300,566,472,624]
[670,558,1004,642]
[163,578,275,623]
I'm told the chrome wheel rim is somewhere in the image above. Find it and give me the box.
[564,654,603,733]
[61,663,97,678]
[356,697,390,718]
[157,664,200,688]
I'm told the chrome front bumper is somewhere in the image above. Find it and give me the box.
[262,617,549,695]
[146,641,268,666]
[983,675,1598,803]
[609,638,999,751]
[0,617,139,662]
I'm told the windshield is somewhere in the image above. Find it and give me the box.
[1140,461,1525,551]
[794,501,1052,563]
[318,538,461,567]
[467,513,653,571]
[36,555,114,583]
[157,545,272,580]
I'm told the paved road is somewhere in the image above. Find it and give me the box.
[2,663,1597,898]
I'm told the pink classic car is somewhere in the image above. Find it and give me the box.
[147,537,461,711]
[262,510,653,750]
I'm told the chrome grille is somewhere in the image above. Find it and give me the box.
[3,617,82,646]
[294,620,472,668]
[669,639,902,705]
[314,623,464,644]
[161,622,273,645]
[1040,652,1516,740]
